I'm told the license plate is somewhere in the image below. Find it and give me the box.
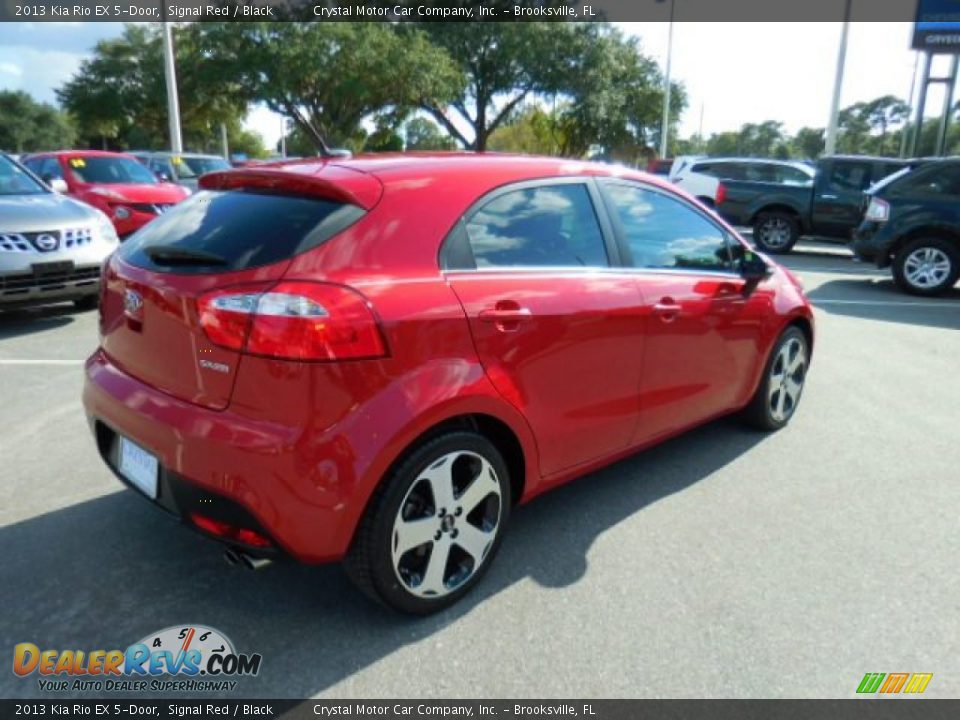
[119,436,158,500]
[32,260,74,276]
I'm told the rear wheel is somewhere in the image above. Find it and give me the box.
[742,326,809,432]
[345,431,510,614]
[892,237,960,296]
[753,212,800,254]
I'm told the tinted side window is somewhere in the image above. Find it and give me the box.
[604,183,735,272]
[742,163,777,183]
[828,163,872,192]
[772,165,814,186]
[892,164,960,198]
[119,190,365,274]
[463,184,608,268]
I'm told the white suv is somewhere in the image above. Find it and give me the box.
[0,154,118,311]
[671,158,814,207]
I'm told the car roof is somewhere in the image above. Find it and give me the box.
[135,151,225,159]
[259,152,672,188]
[28,149,138,159]
[820,154,910,163]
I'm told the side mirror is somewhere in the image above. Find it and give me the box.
[155,171,171,182]
[740,251,771,281]
[48,177,68,194]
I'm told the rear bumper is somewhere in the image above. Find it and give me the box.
[851,222,891,267]
[0,265,100,308]
[82,350,358,563]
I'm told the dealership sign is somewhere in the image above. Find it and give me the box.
[913,0,960,50]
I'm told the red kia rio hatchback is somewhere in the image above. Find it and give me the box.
[83,154,813,614]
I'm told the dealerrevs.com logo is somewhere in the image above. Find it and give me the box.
[13,625,262,693]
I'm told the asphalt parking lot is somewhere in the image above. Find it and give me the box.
[1,243,958,700]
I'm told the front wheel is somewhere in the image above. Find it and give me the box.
[892,237,960,296]
[753,212,800,254]
[345,431,511,614]
[742,326,809,432]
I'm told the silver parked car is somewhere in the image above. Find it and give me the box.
[130,151,231,191]
[0,153,118,311]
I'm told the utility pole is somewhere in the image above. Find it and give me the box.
[901,52,921,158]
[161,14,183,154]
[824,0,852,156]
[220,123,229,161]
[659,0,676,159]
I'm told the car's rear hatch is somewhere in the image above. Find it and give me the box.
[98,162,382,410]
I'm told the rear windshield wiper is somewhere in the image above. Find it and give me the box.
[142,246,228,266]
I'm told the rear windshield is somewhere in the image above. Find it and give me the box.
[177,156,231,178]
[119,190,365,273]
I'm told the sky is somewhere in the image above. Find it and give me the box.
[0,21,951,152]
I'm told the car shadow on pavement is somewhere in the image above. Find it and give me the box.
[0,304,82,341]
[808,278,960,331]
[0,418,766,699]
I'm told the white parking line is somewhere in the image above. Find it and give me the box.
[812,299,957,308]
[0,359,84,365]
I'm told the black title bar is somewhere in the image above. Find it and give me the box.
[0,0,934,23]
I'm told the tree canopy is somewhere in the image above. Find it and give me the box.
[0,91,75,153]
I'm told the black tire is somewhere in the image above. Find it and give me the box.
[742,326,809,432]
[345,431,511,615]
[891,237,960,297]
[73,295,99,311]
[752,211,800,254]
[696,196,715,208]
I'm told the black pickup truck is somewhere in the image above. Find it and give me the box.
[715,155,918,253]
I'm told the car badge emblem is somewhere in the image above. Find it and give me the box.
[34,233,59,252]
[124,289,144,319]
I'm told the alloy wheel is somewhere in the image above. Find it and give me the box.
[391,451,502,598]
[758,218,791,249]
[903,246,952,290]
[768,337,807,423]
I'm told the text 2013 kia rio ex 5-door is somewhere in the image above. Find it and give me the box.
[83,154,814,614]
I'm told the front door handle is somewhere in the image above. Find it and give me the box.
[653,297,682,322]
[819,193,839,200]
[479,307,532,322]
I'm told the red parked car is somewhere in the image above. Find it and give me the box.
[82,154,813,614]
[23,150,189,238]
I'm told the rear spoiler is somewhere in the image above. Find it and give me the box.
[199,163,383,210]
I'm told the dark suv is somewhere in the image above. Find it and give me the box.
[853,159,960,296]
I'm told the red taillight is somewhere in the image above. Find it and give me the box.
[716,182,727,206]
[190,513,273,548]
[196,281,386,361]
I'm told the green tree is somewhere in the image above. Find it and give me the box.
[792,127,825,159]
[556,24,685,160]
[705,131,741,156]
[57,24,248,151]
[862,95,910,155]
[0,91,75,152]
[404,117,457,151]
[411,21,593,151]
[488,105,565,155]
[199,23,462,153]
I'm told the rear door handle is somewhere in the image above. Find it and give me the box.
[819,193,839,200]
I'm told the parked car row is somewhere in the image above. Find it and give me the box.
[650,153,958,296]
[0,149,234,312]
